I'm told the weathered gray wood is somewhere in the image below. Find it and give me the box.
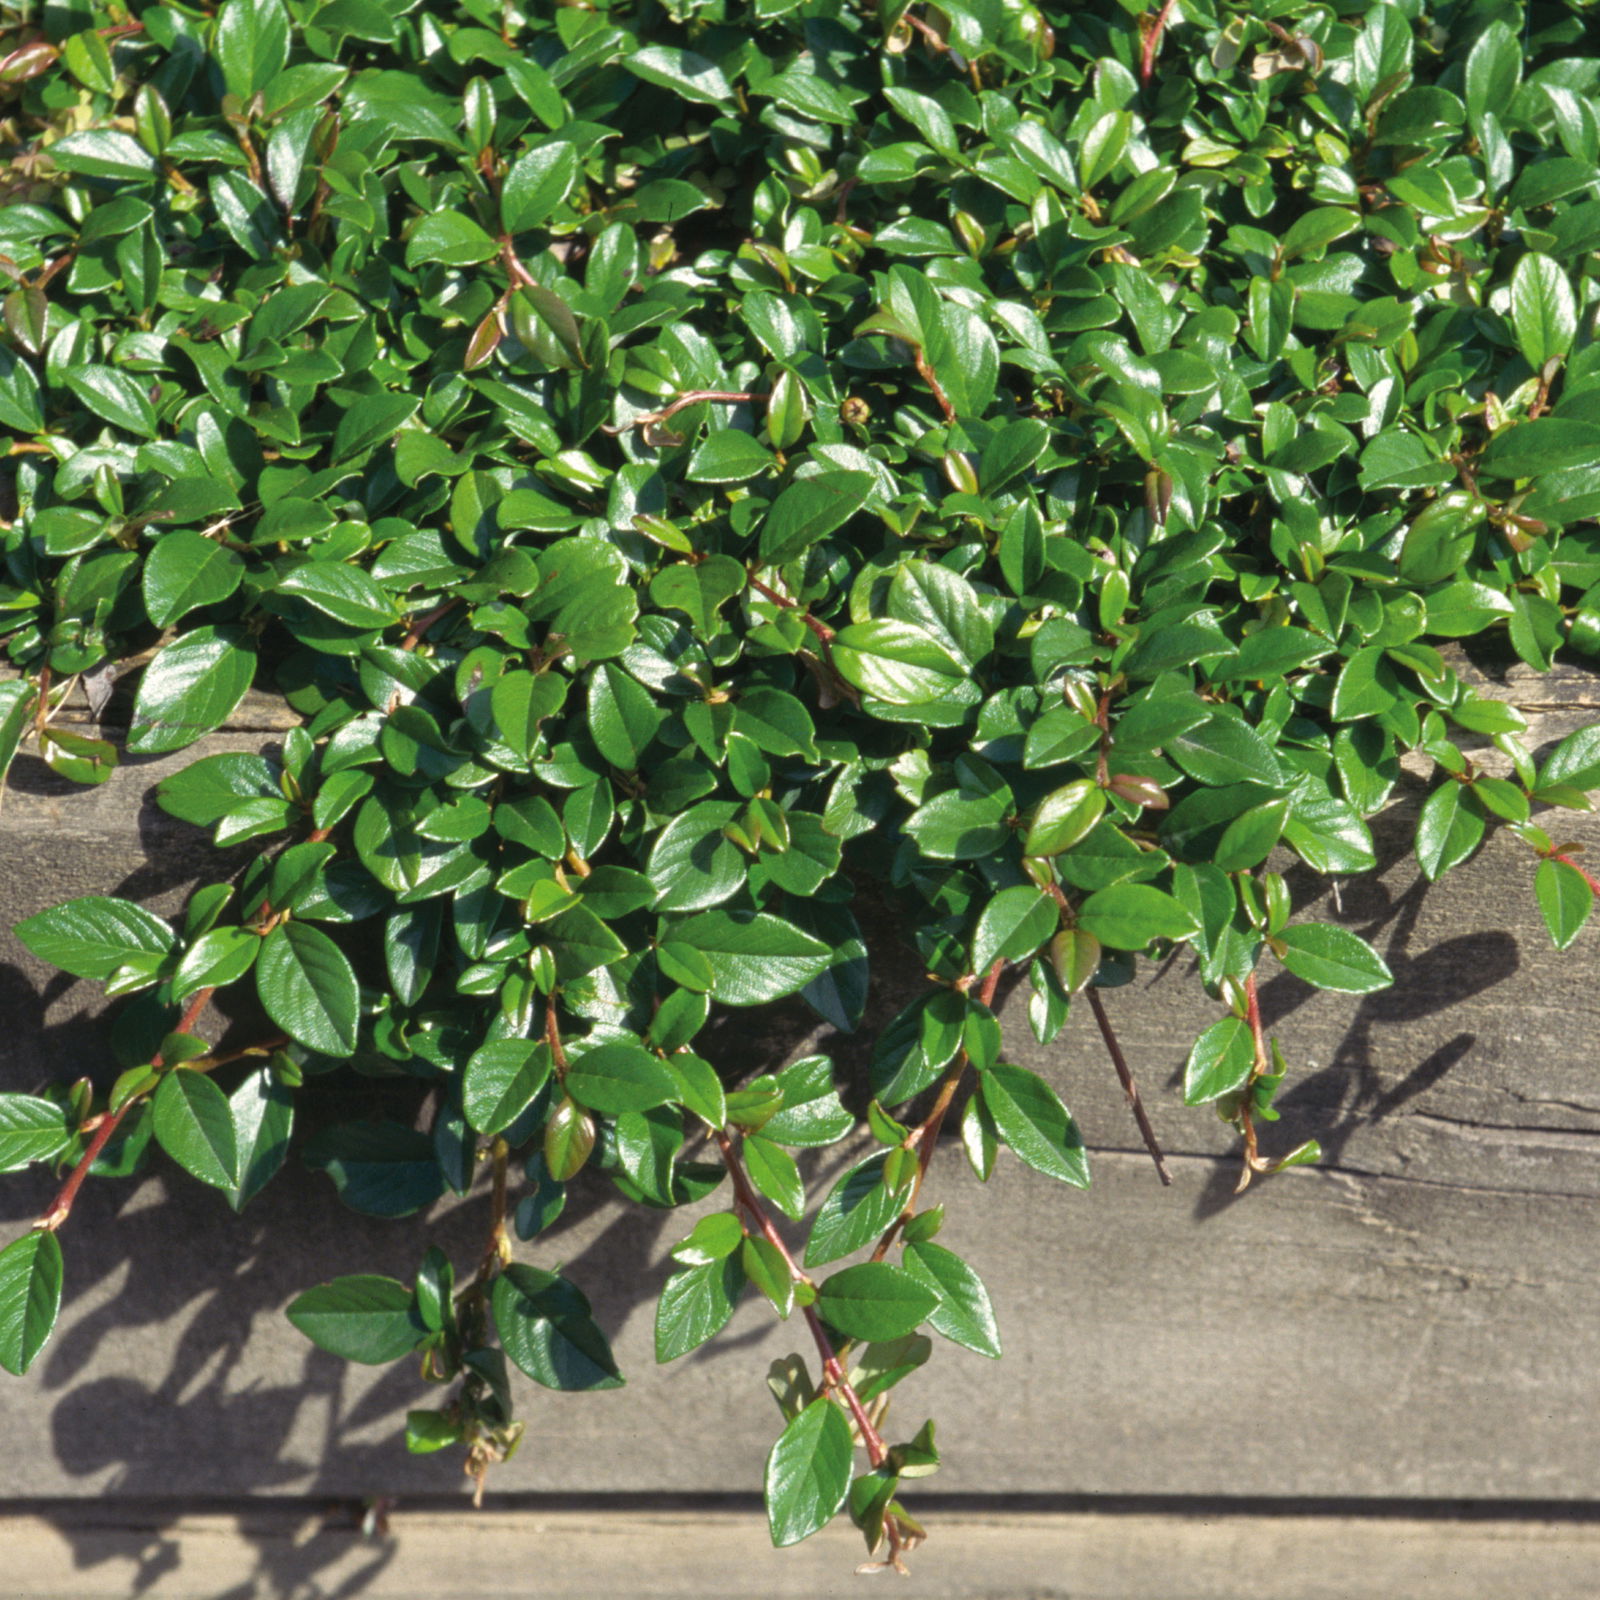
[6,1507,1600,1599]
[4,659,1600,1505]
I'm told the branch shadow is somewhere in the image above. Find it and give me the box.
[0,780,896,1599]
[1189,798,1523,1221]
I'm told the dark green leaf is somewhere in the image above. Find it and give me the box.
[1535,858,1593,951]
[153,1070,238,1190]
[818,1262,937,1343]
[759,472,874,564]
[1276,924,1393,993]
[903,1241,1001,1359]
[15,896,174,983]
[0,1095,71,1174]
[1183,1015,1254,1105]
[256,923,359,1057]
[666,911,831,1005]
[492,1263,623,1390]
[655,1256,746,1362]
[565,1040,679,1115]
[304,1123,446,1217]
[464,1040,553,1135]
[128,626,257,754]
[286,1275,426,1364]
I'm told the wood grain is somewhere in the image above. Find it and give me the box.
[3,658,1600,1504]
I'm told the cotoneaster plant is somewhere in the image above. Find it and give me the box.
[3,0,1600,1569]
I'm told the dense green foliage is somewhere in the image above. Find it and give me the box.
[4,0,1600,1565]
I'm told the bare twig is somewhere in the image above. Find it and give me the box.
[1140,0,1179,84]
[1086,987,1172,1185]
[401,598,460,652]
[600,391,770,436]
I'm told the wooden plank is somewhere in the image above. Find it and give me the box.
[4,669,1600,1503]
[0,1146,1597,1501]
[4,1507,1600,1599]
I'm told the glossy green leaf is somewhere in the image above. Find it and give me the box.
[903,1241,1001,1359]
[624,45,734,108]
[286,1275,426,1364]
[978,1065,1089,1187]
[492,1263,623,1390]
[1183,1015,1254,1105]
[501,142,580,233]
[666,911,831,1005]
[970,886,1056,971]
[1276,924,1393,993]
[765,1398,853,1547]
[1534,858,1593,951]
[15,896,174,983]
[153,1070,238,1190]
[128,627,257,754]
[0,1096,71,1174]
[1075,885,1198,950]
[759,472,874,564]
[1510,254,1577,371]
[817,1263,936,1343]
[565,1040,679,1115]
[804,1154,910,1267]
[256,922,359,1057]
[142,530,245,628]
[464,1040,553,1135]
[655,1256,746,1362]
[229,1065,294,1210]
[0,1232,63,1376]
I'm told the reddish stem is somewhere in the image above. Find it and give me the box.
[497,237,537,288]
[36,983,217,1231]
[716,1131,888,1466]
[1552,853,1600,898]
[401,598,460,652]
[1140,0,1178,84]
[833,176,859,226]
[871,962,1005,1263]
[1234,973,1274,1193]
[544,1005,570,1075]
[600,390,770,436]
[746,576,836,645]
[34,1106,128,1232]
[913,350,955,422]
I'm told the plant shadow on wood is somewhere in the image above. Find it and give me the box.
[0,811,897,1597]
[1187,799,1521,1222]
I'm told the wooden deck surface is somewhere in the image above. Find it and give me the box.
[3,656,1600,1577]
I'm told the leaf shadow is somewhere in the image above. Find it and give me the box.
[1188,803,1523,1222]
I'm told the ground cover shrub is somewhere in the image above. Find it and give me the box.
[3,0,1600,1569]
